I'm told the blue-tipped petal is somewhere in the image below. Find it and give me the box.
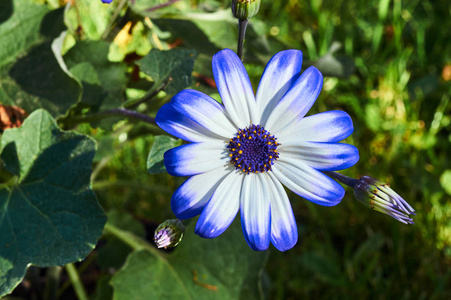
[195,171,243,238]
[240,173,271,251]
[267,172,298,251]
[157,103,224,143]
[212,49,258,128]
[164,142,228,176]
[265,66,323,134]
[272,158,345,206]
[277,110,354,143]
[278,141,359,171]
[256,50,303,125]
[171,166,232,219]
[169,89,236,139]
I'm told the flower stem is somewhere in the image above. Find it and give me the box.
[65,263,88,300]
[237,19,249,61]
[324,171,359,188]
[146,0,182,12]
[103,223,162,257]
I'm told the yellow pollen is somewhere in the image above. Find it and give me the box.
[248,136,252,140]
[229,154,232,157]
[269,155,273,159]
[238,150,243,154]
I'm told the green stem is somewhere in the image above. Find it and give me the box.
[65,263,88,300]
[103,223,162,257]
[44,267,62,300]
[323,171,359,188]
[237,19,248,61]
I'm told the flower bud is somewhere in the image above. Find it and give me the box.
[354,176,415,224]
[101,0,113,3]
[231,0,261,20]
[154,219,185,249]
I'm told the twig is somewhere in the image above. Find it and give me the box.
[146,0,182,12]
[62,108,156,127]
[104,108,156,124]
[124,78,171,109]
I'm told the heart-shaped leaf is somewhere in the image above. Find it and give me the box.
[0,109,106,296]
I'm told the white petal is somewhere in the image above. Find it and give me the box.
[164,141,229,176]
[195,170,243,238]
[171,165,233,219]
[278,141,359,171]
[276,110,354,143]
[240,173,271,251]
[168,89,237,139]
[267,172,298,251]
[256,50,303,125]
[212,49,257,128]
[271,158,344,206]
[264,67,323,134]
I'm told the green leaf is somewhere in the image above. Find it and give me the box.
[110,220,267,299]
[138,48,198,94]
[0,38,82,118]
[147,135,182,174]
[64,40,128,111]
[0,0,49,66]
[0,109,107,297]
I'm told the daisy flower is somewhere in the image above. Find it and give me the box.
[156,49,359,251]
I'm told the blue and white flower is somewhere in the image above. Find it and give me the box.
[156,49,359,251]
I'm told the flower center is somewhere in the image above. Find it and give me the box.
[227,124,280,174]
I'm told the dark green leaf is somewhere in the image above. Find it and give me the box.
[0,39,82,118]
[111,220,267,299]
[0,0,49,66]
[64,40,128,111]
[138,48,198,94]
[147,135,182,174]
[0,109,106,297]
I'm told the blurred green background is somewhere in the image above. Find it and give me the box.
[91,0,451,298]
[2,0,449,299]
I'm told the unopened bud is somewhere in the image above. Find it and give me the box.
[354,176,416,224]
[154,219,185,249]
[232,0,261,20]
